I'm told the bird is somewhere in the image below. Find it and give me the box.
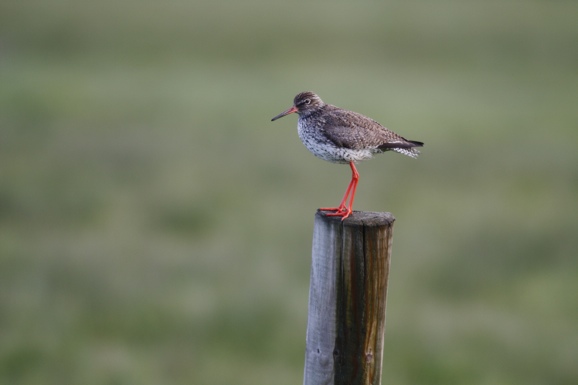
[271,91,423,220]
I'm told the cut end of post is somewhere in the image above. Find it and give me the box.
[316,209,395,227]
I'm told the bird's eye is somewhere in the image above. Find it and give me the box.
[305,99,311,105]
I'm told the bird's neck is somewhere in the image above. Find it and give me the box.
[299,104,328,119]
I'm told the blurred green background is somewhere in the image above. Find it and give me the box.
[1,1,577,384]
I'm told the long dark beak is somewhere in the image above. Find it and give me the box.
[271,105,298,121]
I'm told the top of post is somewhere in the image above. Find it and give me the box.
[316,210,395,227]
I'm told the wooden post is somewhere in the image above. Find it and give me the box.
[303,210,394,385]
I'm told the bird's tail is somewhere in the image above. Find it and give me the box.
[392,147,421,158]
[380,140,424,159]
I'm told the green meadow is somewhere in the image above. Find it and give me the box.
[1,1,577,384]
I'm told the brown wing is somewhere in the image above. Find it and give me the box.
[321,108,417,150]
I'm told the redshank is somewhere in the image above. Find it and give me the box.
[271,91,423,219]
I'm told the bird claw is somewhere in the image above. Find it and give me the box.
[319,206,341,212]
[320,207,352,220]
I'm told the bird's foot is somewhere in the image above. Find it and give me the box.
[319,206,341,212]
[319,207,352,220]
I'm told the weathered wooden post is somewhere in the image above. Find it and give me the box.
[303,210,394,385]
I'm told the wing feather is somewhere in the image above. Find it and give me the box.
[321,108,420,151]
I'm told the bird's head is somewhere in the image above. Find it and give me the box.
[271,91,324,121]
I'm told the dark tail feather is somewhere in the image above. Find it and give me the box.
[378,139,424,150]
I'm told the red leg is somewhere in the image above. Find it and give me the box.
[319,177,354,212]
[320,162,359,220]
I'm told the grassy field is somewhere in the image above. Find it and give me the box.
[1,1,577,384]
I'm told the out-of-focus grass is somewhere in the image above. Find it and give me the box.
[1,1,577,384]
